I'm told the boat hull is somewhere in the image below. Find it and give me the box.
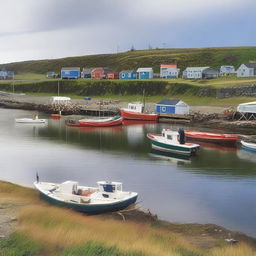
[147,134,199,156]
[185,130,238,145]
[120,109,159,121]
[38,191,138,214]
[66,117,123,127]
[241,141,256,153]
[15,118,47,124]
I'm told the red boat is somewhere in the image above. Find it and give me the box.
[66,116,123,127]
[120,109,159,121]
[185,130,238,145]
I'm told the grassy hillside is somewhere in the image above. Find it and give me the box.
[1,46,256,74]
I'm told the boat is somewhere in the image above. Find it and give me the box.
[241,140,256,152]
[185,130,238,145]
[66,115,123,127]
[147,129,200,156]
[34,180,138,214]
[121,103,159,121]
[15,115,47,124]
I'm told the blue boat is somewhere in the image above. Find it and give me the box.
[241,140,256,153]
[34,180,138,214]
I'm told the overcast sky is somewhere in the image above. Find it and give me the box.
[0,0,255,64]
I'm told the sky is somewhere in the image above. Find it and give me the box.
[0,0,255,64]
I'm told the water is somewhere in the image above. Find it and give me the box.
[1,108,256,237]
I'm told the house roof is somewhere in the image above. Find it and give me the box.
[156,99,181,105]
[137,67,153,72]
[244,63,256,68]
[160,64,177,69]
[120,70,136,73]
[82,68,94,73]
[202,68,219,74]
[184,67,209,72]
[61,67,80,71]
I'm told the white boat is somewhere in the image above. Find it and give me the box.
[241,140,256,153]
[15,115,47,124]
[147,129,200,156]
[34,180,138,214]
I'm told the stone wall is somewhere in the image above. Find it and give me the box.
[216,84,256,98]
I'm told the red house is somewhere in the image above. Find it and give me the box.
[107,72,119,79]
[91,67,113,79]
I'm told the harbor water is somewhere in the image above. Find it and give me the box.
[1,108,256,237]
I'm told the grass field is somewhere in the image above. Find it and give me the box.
[0,181,256,256]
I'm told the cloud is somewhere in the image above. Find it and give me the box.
[0,0,255,63]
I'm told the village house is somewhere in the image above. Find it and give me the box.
[119,70,137,80]
[137,67,154,79]
[160,64,180,78]
[81,68,94,78]
[61,67,80,79]
[91,67,114,79]
[182,67,209,79]
[220,65,236,76]
[0,69,14,80]
[237,63,256,78]
[155,99,189,115]
[202,68,219,79]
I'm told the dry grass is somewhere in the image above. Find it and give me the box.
[18,205,202,256]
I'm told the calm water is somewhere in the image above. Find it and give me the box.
[1,108,256,237]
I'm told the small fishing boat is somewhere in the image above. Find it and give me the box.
[121,103,159,121]
[241,140,256,152]
[147,129,200,156]
[66,116,123,127]
[15,115,47,124]
[34,180,138,214]
[185,130,238,145]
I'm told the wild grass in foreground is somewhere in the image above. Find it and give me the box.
[1,204,252,256]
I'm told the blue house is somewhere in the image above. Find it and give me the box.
[136,68,153,79]
[0,69,14,79]
[61,67,80,79]
[156,99,189,115]
[119,70,137,80]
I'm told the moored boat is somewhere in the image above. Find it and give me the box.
[121,103,159,121]
[147,129,200,156]
[66,115,123,127]
[34,180,138,214]
[15,115,47,124]
[185,130,238,145]
[241,140,256,152]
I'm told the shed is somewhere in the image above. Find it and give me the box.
[107,72,119,79]
[61,67,80,79]
[81,68,94,78]
[119,70,137,80]
[137,68,153,79]
[160,64,180,78]
[155,99,189,115]
[202,68,219,79]
[91,67,113,79]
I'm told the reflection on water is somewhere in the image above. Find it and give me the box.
[1,108,256,237]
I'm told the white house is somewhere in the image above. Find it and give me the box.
[237,63,256,78]
[182,67,209,79]
[220,65,236,75]
[160,64,180,78]
[136,68,154,79]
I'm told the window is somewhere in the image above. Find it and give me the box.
[161,106,166,112]
[167,135,172,140]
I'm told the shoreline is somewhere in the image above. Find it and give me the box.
[0,93,256,135]
[1,180,256,250]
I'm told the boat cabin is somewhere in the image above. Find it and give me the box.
[162,129,179,143]
[59,181,78,194]
[127,103,144,113]
[97,181,122,193]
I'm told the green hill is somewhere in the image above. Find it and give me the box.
[1,46,256,74]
